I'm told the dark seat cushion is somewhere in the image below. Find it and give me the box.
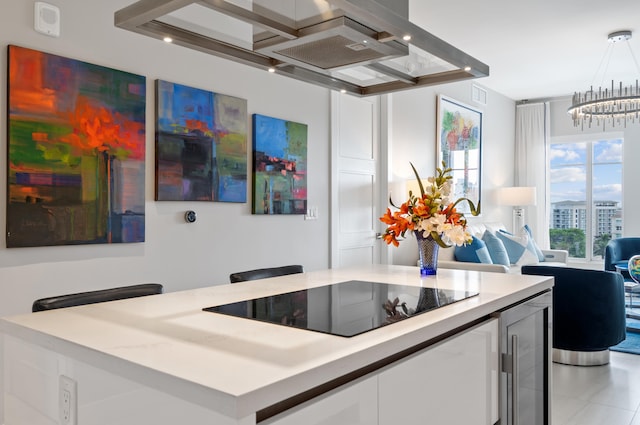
[32,283,164,312]
[604,238,640,271]
[229,265,303,283]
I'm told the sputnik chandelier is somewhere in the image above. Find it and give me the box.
[568,30,640,130]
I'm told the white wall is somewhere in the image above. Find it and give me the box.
[386,82,517,266]
[549,97,640,236]
[0,0,331,316]
[0,0,523,317]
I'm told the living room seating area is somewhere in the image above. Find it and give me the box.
[438,222,569,273]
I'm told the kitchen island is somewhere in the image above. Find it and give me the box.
[1,265,553,425]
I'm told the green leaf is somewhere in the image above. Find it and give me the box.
[430,231,452,248]
[389,194,401,209]
[409,162,426,197]
[451,198,481,216]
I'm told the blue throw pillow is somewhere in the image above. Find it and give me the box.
[454,236,493,264]
[481,231,510,267]
[496,230,540,265]
[523,224,545,262]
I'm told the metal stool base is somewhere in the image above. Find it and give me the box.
[553,348,610,366]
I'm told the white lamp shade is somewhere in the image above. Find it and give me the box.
[496,187,537,207]
[388,180,426,205]
[405,179,428,198]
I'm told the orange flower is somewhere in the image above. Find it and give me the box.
[411,198,430,218]
[379,162,480,248]
[442,204,464,225]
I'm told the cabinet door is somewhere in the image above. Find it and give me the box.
[378,319,499,425]
[262,375,378,425]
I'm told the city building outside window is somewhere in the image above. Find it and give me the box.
[549,134,623,261]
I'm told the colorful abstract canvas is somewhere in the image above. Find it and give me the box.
[252,114,307,215]
[436,95,482,214]
[7,45,146,247]
[155,80,247,202]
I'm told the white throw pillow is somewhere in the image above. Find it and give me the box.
[495,229,539,266]
[523,224,545,262]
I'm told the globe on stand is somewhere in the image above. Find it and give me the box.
[629,255,640,283]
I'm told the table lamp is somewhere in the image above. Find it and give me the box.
[496,187,537,231]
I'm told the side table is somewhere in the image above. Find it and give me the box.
[617,264,640,322]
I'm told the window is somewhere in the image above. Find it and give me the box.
[549,135,623,261]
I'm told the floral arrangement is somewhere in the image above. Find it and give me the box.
[380,162,480,248]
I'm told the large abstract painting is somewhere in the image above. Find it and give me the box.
[436,95,482,213]
[252,114,307,215]
[155,80,247,202]
[7,45,146,247]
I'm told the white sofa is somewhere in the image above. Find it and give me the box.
[437,222,569,274]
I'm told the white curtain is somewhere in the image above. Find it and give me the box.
[515,102,550,248]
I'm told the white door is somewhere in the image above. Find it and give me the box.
[330,92,386,268]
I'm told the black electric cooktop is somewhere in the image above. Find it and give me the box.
[203,280,478,337]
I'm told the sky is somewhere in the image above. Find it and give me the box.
[549,138,623,206]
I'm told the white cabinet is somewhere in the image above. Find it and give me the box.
[265,319,498,425]
[2,335,254,425]
[263,375,378,425]
[378,319,499,424]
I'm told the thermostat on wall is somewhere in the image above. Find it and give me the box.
[184,210,197,223]
[34,2,61,37]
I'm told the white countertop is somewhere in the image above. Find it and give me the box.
[0,265,553,419]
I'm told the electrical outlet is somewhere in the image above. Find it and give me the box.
[59,375,77,425]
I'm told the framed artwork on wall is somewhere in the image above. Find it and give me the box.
[7,45,146,247]
[155,80,248,202]
[436,94,482,213]
[252,114,307,215]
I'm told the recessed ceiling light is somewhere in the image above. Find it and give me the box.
[340,89,347,94]
[268,67,276,73]
[163,36,173,43]
[464,66,471,72]
[403,35,411,41]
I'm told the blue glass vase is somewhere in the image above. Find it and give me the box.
[415,231,439,276]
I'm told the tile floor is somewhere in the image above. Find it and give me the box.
[553,351,640,424]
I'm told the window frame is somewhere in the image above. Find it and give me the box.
[549,132,624,262]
